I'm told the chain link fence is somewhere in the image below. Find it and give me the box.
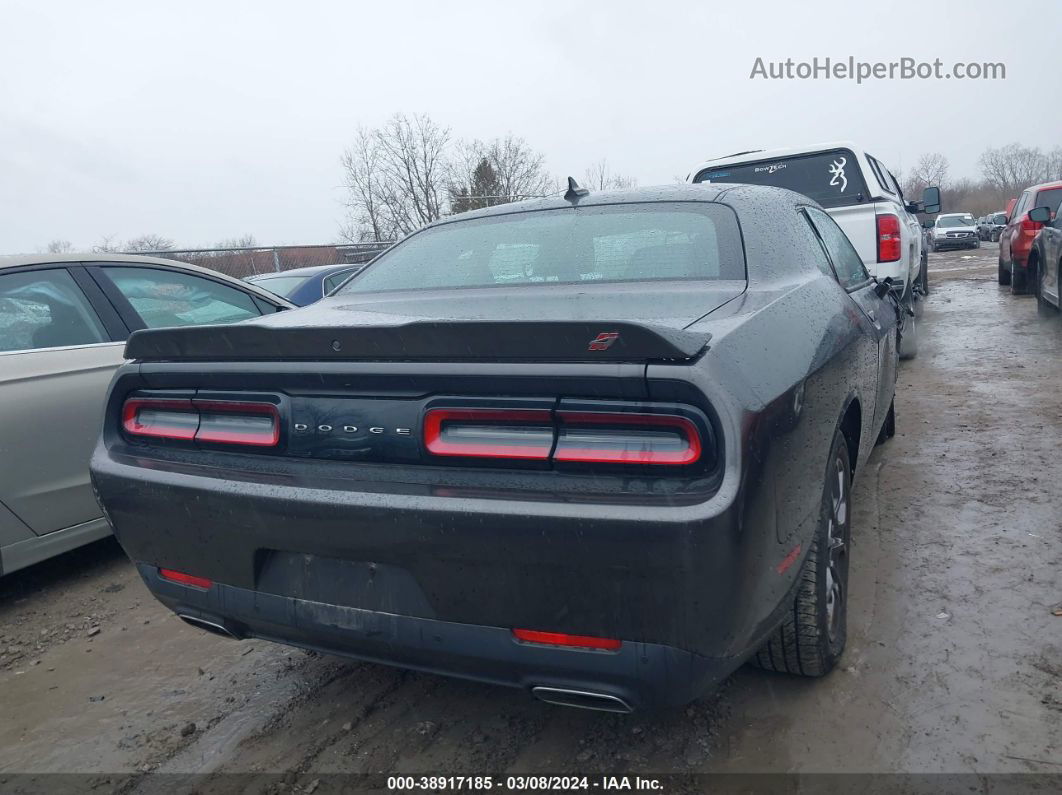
[128,242,393,280]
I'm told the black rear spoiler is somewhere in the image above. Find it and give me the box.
[124,320,710,363]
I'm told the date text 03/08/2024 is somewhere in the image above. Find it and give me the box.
[386,776,664,791]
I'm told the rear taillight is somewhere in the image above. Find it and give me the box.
[1020,217,1043,236]
[553,411,701,465]
[423,408,553,459]
[193,400,280,446]
[877,214,902,262]
[158,568,213,589]
[121,398,198,441]
[122,397,279,447]
[423,405,704,466]
[512,628,622,651]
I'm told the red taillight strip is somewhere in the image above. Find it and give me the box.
[423,408,554,460]
[512,629,622,651]
[159,568,213,589]
[122,397,280,447]
[192,400,281,447]
[553,411,701,465]
[876,213,902,263]
[121,398,197,441]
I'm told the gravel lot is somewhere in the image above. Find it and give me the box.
[1,241,1059,785]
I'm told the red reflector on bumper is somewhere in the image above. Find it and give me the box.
[159,568,213,589]
[512,628,622,651]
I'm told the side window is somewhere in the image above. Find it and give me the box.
[323,269,357,295]
[806,207,871,289]
[100,267,262,329]
[866,155,895,195]
[1014,191,1030,217]
[795,210,838,279]
[0,269,108,353]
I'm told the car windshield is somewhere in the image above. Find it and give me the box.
[248,275,309,299]
[339,203,745,294]
[936,216,972,228]
[692,150,869,209]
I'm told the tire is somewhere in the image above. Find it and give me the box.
[973,239,981,249]
[998,252,1012,285]
[992,231,1000,243]
[875,399,896,445]
[919,253,929,296]
[899,311,918,360]
[752,428,852,677]
[1011,262,1027,295]
[929,238,936,253]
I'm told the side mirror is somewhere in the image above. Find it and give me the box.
[921,186,941,215]
[874,277,894,299]
[1028,206,1051,223]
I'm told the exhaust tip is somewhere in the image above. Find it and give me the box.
[531,686,633,713]
[177,613,241,640]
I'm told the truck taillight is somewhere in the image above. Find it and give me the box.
[122,397,279,447]
[877,214,902,262]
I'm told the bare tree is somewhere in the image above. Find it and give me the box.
[46,239,73,253]
[215,235,257,250]
[125,234,175,253]
[340,127,392,242]
[582,159,638,191]
[93,234,123,254]
[902,153,949,197]
[447,135,553,214]
[978,144,1049,195]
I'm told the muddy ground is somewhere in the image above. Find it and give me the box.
[1,241,1059,785]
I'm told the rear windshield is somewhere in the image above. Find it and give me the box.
[693,149,869,209]
[247,275,308,299]
[339,203,745,294]
[1033,188,1062,215]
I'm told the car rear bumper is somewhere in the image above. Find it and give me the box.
[933,237,978,249]
[92,440,806,708]
[139,564,735,710]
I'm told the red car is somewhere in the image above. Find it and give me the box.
[999,181,1062,292]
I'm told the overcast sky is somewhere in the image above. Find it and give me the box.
[2,0,1058,253]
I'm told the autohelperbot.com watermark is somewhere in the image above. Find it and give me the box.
[750,56,1005,83]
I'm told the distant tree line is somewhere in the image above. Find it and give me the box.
[339,112,636,243]
[901,143,1062,217]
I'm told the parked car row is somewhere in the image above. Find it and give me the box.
[977,212,1007,242]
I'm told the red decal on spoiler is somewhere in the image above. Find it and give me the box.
[588,332,620,351]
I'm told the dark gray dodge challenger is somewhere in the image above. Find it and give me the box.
[91,184,900,712]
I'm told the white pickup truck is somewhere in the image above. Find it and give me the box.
[688,142,940,358]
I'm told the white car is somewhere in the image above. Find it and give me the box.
[927,213,980,252]
[688,142,940,358]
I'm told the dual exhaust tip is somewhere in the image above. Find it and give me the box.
[177,614,634,714]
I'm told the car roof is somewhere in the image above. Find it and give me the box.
[1028,180,1062,192]
[248,263,359,280]
[688,141,865,177]
[0,252,295,307]
[418,182,801,230]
